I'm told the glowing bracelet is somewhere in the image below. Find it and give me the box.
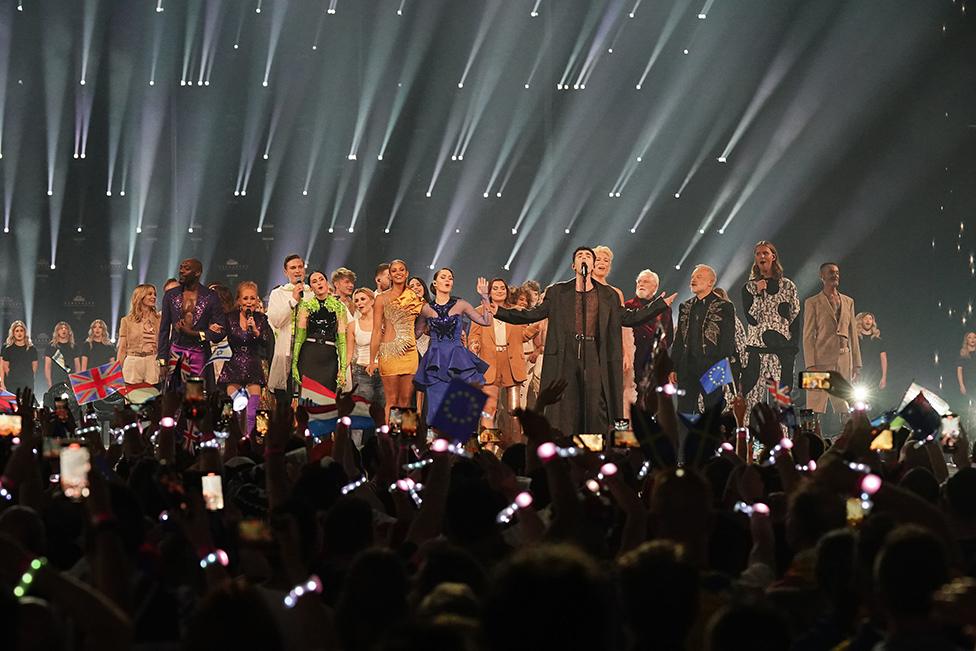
[388,477,424,507]
[858,473,882,513]
[795,460,817,472]
[733,501,770,518]
[636,460,651,482]
[430,438,471,458]
[536,442,581,461]
[340,476,368,495]
[496,491,534,524]
[159,416,177,429]
[715,441,735,456]
[13,556,47,599]
[199,549,229,569]
[764,437,793,465]
[283,575,323,608]
[596,462,618,481]
[403,457,433,471]
[655,382,686,396]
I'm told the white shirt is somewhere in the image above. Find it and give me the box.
[265,283,313,391]
[493,318,508,347]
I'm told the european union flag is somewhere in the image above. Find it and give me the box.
[699,358,733,394]
[429,378,487,443]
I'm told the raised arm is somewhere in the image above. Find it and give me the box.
[620,293,674,328]
[495,289,551,325]
[465,277,493,325]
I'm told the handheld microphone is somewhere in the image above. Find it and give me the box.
[245,309,255,333]
[580,262,589,277]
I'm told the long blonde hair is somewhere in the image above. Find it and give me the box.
[855,312,881,340]
[52,321,75,348]
[960,331,976,358]
[127,284,158,323]
[5,321,33,347]
[86,319,110,344]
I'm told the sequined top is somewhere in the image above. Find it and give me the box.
[378,288,424,358]
[428,298,461,341]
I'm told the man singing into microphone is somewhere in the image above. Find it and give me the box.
[267,254,313,401]
[492,246,677,437]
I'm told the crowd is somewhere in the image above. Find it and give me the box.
[1,243,976,650]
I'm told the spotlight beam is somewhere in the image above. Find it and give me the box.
[635,0,691,89]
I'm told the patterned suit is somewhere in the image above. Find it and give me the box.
[670,292,738,413]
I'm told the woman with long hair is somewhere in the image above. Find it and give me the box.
[1,321,39,393]
[856,312,887,391]
[117,284,160,385]
[293,271,349,394]
[368,260,424,421]
[45,321,81,389]
[414,268,492,421]
[219,281,273,433]
[407,276,431,358]
[346,288,385,409]
[740,241,800,418]
[957,332,976,396]
[469,278,533,444]
[81,319,115,371]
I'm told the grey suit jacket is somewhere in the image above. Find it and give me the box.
[802,291,861,378]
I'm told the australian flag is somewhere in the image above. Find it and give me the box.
[428,378,487,443]
[699,358,733,395]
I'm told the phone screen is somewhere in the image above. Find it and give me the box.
[577,434,605,451]
[846,497,865,525]
[0,414,22,436]
[60,443,90,500]
[399,408,418,435]
[611,429,641,449]
[202,473,224,510]
[185,377,204,401]
[389,407,404,434]
[255,410,270,435]
[799,409,818,432]
[800,372,831,391]
[613,419,631,432]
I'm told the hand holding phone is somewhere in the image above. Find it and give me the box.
[60,443,90,500]
[202,473,224,510]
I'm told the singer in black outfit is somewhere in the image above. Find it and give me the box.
[493,247,677,437]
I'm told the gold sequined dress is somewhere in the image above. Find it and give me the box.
[378,288,424,376]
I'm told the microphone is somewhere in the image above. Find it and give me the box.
[245,309,256,333]
[580,262,589,277]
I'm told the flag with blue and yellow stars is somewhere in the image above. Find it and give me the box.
[699,358,733,394]
[429,378,488,442]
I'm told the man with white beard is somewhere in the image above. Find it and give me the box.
[623,269,673,410]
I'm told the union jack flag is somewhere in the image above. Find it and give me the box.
[168,354,194,381]
[0,390,17,412]
[766,378,792,406]
[69,361,125,405]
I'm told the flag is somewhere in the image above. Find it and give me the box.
[699,358,733,394]
[899,391,941,438]
[51,348,69,372]
[428,378,487,443]
[0,390,17,412]
[117,382,160,405]
[205,340,233,367]
[301,376,374,437]
[168,354,194,381]
[69,361,125,405]
[766,378,791,406]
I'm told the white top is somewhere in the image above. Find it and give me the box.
[265,283,313,391]
[493,318,508,347]
[353,316,372,366]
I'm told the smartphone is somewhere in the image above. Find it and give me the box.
[255,409,270,435]
[0,414,22,436]
[216,399,234,431]
[942,413,960,452]
[400,408,418,435]
[238,518,273,544]
[779,406,798,431]
[610,429,640,449]
[60,443,90,500]
[185,376,205,401]
[799,371,831,391]
[577,434,605,451]
[798,409,818,433]
[846,497,865,525]
[389,407,404,434]
[202,473,224,510]
[613,419,630,432]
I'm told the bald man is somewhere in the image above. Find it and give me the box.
[670,264,738,413]
[157,258,227,382]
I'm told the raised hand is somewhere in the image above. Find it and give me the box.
[476,277,490,300]
[535,378,568,410]
[661,291,678,307]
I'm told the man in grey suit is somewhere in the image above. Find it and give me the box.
[494,246,676,437]
[802,262,861,416]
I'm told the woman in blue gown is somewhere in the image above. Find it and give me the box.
[414,269,493,421]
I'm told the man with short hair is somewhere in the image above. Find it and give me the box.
[374,263,391,293]
[332,267,357,314]
[157,258,227,382]
[802,262,860,417]
[624,269,673,408]
[670,264,737,413]
[493,246,676,436]
[267,254,313,396]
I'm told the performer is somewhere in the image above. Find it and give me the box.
[802,262,861,417]
[669,266,738,414]
[81,319,115,370]
[157,258,227,382]
[1,321,39,393]
[117,284,160,385]
[623,269,673,410]
[740,241,800,414]
[267,254,313,399]
[374,262,392,293]
[493,247,675,436]
[408,276,432,358]
[958,332,976,427]
[332,267,357,315]
[45,322,81,390]
[856,312,887,393]
[414,269,492,421]
[592,245,626,305]
[292,271,348,393]
[469,278,535,443]
[345,288,385,408]
[368,260,424,421]
[220,281,273,431]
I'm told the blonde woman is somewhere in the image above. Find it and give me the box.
[856,312,887,391]
[958,332,976,396]
[81,319,116,371]
[219,281,272,433]
[346,287,385,407]
[117,284,161,385]
[1,321,39,392]
[45,322,81,388]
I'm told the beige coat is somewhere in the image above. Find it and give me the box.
[802,292,861,411]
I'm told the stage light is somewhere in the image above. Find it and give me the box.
[255,226,262,233]
[556,83,562,89]
[451,155,457,161]
[637,156,642,162]
[348,227,354,233]
[327,8,335,14]
[80,79,85,85]
[204,80,210,86]
[155,1,163,11]
[717,156,727,163]
[136,227,142,234]
[565,228,571,234]
[234,190,239,196]
[455,228,460,233]
[674,192,681,198]
[328,227,334,233]
[119,190,125,196]
[180,80,186,86]
[636,84,642,90]
[302,190,308,196]
[188,227,193,233]
[718,228,725,235]
[852,385,870,403]
[524,83,530,89]
[609,192,614,198]
[496,192,502,197]
[503,263,510,271]
[483,192,489,198]
[674,264,681,270]
[73,154,78,159]
[262,80,268,87]
[428,264,435,270]
[683,49,689,55]
[149,80,155,86]
[76,226,82,233]
[240,190,246,196]
[511,228,517,235]
[47,190,53,196]
[699,228,705,234]
[573,84,579,89]
[80,153,85,159]
[580,84,585,89]
[530,11,538,17]
[397,10,402,15]
[197,80,203,86]
[426,191,432,198]
[458,155,464,160]
[233,44,239,49]
[608,48,613,53]
[50,264,56,270]
[2,227,7,234]
[457,82,463,88]
[615,192,621,197]
[384,228,390,234]
[106,190,112,197]
[698,12,706,19]
[255,6,261,13]
[630,228,637,234]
